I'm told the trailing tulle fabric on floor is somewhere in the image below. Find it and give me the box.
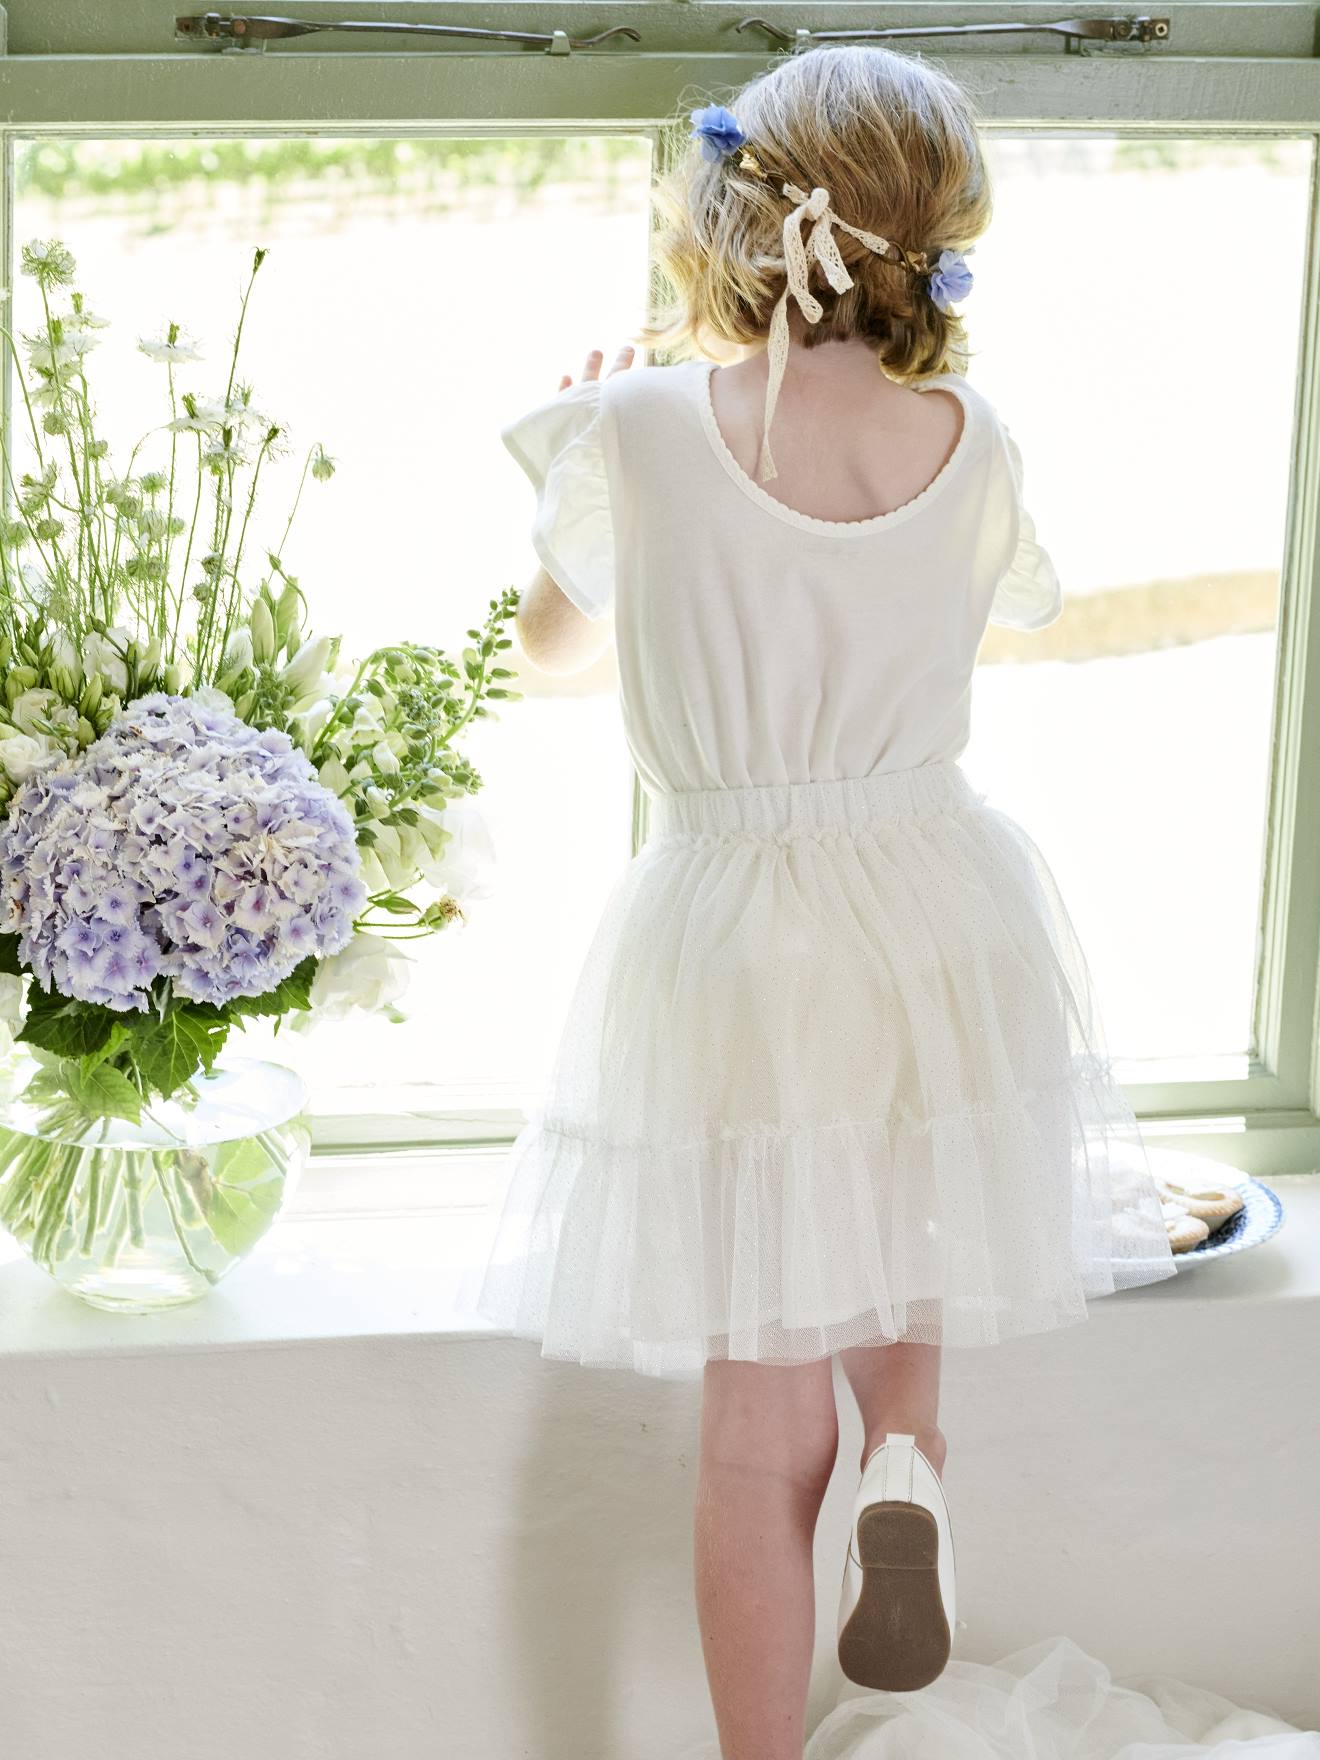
[797,1636,1319,1760]
[470,763,1175,1379]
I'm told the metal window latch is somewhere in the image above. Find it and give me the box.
[736,15,1170,49]
[175,12,641,53]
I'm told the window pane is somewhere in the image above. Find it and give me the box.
[13,137,652,1118]
[964,135,1310,1074]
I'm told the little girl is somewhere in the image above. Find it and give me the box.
[475,43,1177,1759]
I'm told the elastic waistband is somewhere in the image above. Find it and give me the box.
[644,760,983,839]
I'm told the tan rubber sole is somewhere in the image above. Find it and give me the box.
[837,1501,951,1692]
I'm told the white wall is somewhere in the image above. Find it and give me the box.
[1,1180,1317,1759]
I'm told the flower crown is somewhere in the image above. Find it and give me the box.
[688,103,974,316]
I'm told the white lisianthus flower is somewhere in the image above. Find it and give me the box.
[138,330,204,365]
[10,688,78,740]
[83,627,132,695]
[420,797,497,900]
[0,730,57,785]
[50,631,81,685]
[222,627,254,674]
[301,931,414,1025]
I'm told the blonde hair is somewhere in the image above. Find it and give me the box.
[634,46,992,381]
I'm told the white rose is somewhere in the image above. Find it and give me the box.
[304,932,414,1023]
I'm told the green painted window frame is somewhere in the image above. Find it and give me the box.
[3,0,1320,1181]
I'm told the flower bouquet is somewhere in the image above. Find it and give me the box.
[0,240,521,1308]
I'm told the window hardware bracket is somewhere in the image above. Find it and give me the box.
[175,12,642,53]
[734,14,1170,51]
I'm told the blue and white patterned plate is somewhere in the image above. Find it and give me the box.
[1171,1176,1284,1266]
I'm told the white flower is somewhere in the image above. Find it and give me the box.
[371,738,401,777]
[419,797,496,899]
[83,628,132,695]
[50,632,81,684]
[222,628,254,674]
[281,635,333,695]
[303,931,414,1023]
[21,240,76,286]
[190,685,234,715]
[166,396,228,435]
[10,689,77,739]
[0,730,57,785]
[316,755,352,798]
[26,330,98,372]
[291,698,335,748]
[0,973,26,1031]
[138,330,204,365]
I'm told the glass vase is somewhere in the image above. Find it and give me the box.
[0,1053,310,1312]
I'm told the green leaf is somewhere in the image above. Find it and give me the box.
[131,1011,224,1099]
[0,933,24,976]
[203,1139,288,1257]
[224,955,318,1021]
[18,994,120,1060]
[62,1060,142,1125]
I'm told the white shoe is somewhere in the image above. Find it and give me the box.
[836,1432,955,1691]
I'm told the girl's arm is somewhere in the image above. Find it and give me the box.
[512,344,633,673]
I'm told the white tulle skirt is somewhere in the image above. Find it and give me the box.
[471,759,1177,1380]
[797,1636,1316,1760]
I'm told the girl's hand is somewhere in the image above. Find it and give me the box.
[558,344,635,392]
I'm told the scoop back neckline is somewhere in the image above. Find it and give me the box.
[690,357,977,537]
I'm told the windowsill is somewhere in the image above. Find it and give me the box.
[0,1172,1315,1364]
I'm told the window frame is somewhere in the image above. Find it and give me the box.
[3,0,1320,1188]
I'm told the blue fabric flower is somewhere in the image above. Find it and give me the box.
[689,104,748,163]
[928,248,974,313]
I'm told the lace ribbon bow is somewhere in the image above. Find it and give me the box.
[758,182,895,483]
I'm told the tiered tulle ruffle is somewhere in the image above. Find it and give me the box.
[472,760,1176,1380]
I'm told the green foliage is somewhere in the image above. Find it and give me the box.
[15,136,649,211]
[202,1134,296,1258]
[222,955,317,1020]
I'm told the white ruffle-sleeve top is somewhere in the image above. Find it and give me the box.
[500,358,1060,796]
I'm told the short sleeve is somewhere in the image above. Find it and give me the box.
[500,377,614,621]
[988,422,1063,632]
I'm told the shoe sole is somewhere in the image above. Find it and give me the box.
[837,1501,951,1692]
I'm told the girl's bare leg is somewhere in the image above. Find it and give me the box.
[694,1357,839,1760]
[836,1342,947,1478]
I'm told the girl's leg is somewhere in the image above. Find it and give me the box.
[694,1356,839,1760]
[836,1342,946,1478]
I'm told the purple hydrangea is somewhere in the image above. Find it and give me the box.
[0,693,367,1013]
